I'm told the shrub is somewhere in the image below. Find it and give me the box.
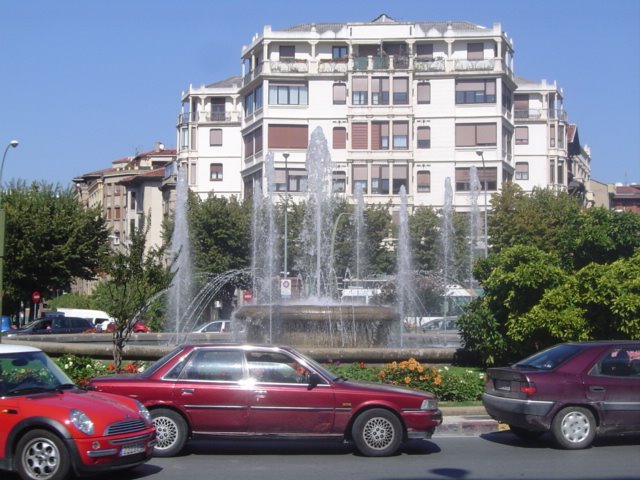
[326,358,485,402]
[55,354,147,387]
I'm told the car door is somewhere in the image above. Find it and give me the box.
[245,350,336,435]
[585,345,640,431]
[171,348,249,433]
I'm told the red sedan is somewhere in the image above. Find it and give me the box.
[0,345,156,480]
[89,344,442,457]
[483,340,640,449]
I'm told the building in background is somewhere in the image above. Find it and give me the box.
[177,14,593,217]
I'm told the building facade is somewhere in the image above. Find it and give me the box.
[176,15,592,216]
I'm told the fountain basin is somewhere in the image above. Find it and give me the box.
[234,304,398,348]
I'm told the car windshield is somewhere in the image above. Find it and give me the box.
[514,344,584,370]
[0,351,74,396]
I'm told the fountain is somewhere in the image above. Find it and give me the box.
[235,127,397,348]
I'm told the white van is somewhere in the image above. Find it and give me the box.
[56,308,114,331]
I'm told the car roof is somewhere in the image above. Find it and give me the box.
[0,344,42,354]
[563,340,639,348]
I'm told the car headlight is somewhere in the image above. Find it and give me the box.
[70,409,94,435]
[420,399,438,411]
[136,401,153,424]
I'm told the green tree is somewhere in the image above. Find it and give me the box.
[99,218,172,370]
[410,206,439,273]
[188,194,252,316]
[2,181,108,316]
[365,204,394,275]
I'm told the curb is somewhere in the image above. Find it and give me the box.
[436,405,502,436]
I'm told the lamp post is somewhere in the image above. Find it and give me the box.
[0,140,18,341]
[475,150,488,257]
[282,152,289,280]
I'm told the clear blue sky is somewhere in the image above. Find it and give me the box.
[1,0,638,187]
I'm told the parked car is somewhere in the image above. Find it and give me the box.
[89,344,443,457]
[483,341,640,449]
[0,344,156,480]
[8,315,95,335]
[55,308,114,331]
[102,318,150,333]
[192,320,232,333]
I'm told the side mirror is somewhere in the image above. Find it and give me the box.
[307,373,322,390]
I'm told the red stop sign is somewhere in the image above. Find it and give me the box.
[32,291,41,303]
[243,290,253,302]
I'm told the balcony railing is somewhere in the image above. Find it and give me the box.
[514,109,568,122]
[414,57,445,72]
[318,59,348,73]
[270,59,309,73]
[178,111,236,125]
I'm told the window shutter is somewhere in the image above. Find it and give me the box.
[351,123,368,149]
[332,127,346,149]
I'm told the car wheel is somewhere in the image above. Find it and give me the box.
[508,425,545,440]
[352,408,403,457]
[551,406,596,450]
[16,429,71,480]
[151,408,188,457]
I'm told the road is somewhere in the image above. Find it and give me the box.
[5,432,639,480]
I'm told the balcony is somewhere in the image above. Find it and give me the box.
[177,111,238,125]
[318,59,348,73]
[414,57,445,72]
[514,109,568,122]
[270,59,309,74]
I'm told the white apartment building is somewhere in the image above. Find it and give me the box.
[177,14,590,214]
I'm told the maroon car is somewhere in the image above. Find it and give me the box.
[89,344,442,457]
[483,341,640,449]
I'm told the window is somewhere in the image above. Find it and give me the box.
[393,121,409,149]
[210,163,223,181]
[558,125,565,149]
[550,124,556,148]
[352,164,368,194]
[371,165,389,194]
[189,162,197,185]
[254,85,263,111]
[351,123,368,149]
[371,122,389,150]
[550,158,556,183]
[247,351,311,384]
[269,84,308,105]
[415,43,433,59]
[332,46,348,60]
[352,77,368,105]
[106,207,112,220]
[371,77,389,105]
[515,126,529,145]
[455,79,496,104]
[180,127,189,149]
[333,83,347,104]
[393,165,408,194]
[467,42,484,60]
[515,162,529,180]
[333,127,346,149]
[333,171,346,193]
[210,129,222,146]
[190,127,197,150]
[514,95,529,118]
[417,170,431,192]
[114,206,121,220]
[211,98,225,121]
[279,45,295,59]
[268,125,308,149]
[417,127,431,149]
[392,77,409,104]
[181,350,244,382]
[130,192,136,211]
[244,128,262,159]
[288,169,307,192]
[245,91,254,115]
[455,123,497,147]
[455,168,496,191]
[417,82,431,104]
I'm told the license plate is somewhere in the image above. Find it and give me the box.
[494,379,511,391]
[120,443,145,456]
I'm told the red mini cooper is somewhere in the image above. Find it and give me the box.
[89,344,442,457]
[0,344,156,480]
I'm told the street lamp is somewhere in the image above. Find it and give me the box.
[0,140,19,340]
[282,152,289,279]
[475,150,488,257]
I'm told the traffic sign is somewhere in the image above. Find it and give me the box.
[32,291,41,303]
[243,290,253,302]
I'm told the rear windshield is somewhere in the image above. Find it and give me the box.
[514,344,583,370]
